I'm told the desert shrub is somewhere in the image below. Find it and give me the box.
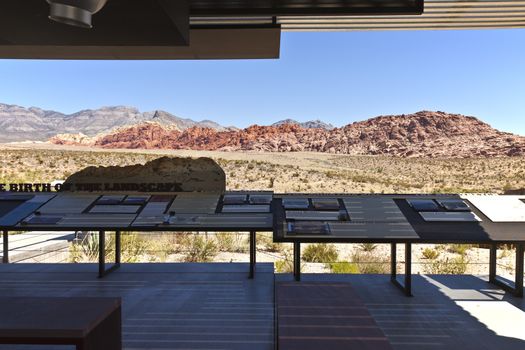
[275,249,303,273]
[183,235,218,262]
[498,246,512,259]
[359,243,378,252]
[119,233,149,262]
[275,259,294,273]
[215,233,247,253]
[70,233,99,263]
[256,232,284,253]
[215,233,235,252]
[70,232,148,263]
[423,255,470,274]
[302,244,338,263]
[447,244,471,256]
[328,262,359,274]
[421,247,440,260]
[351,251,389,274]
[143,234,180,262]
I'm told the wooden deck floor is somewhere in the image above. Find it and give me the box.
[0,263,275,350]
[276,273,525,350]
[0,264,524,350]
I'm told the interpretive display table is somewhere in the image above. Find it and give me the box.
[0,191,273,278]
[273,194,525,296]
[2,191,525,297]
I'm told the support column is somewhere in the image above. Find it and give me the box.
[293,242,301,282]
[249,231,256,279]
[2,230,8,264]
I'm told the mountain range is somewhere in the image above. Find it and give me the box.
[1,103,524,157]
[48,109,525,158]
[0,103,341,143]
[0,103,230,142]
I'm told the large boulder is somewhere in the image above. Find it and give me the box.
[63,156,225,193]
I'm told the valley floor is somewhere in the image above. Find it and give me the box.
[2,143,525,193]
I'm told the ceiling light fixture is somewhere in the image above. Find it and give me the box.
[47,0,108,28]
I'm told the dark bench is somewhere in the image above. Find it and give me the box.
[0,297,121,350]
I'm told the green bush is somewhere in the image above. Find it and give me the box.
[302,244,338,263]
[328,262,359,274]
[275,259,294,273]
[421,247,440,260]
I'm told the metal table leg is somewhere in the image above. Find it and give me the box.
[516,243,524,298]
[98,231,120,278]
[115,231,121,266]
[390,243,412,296]
[249,231,256,279]
[489,243,524,297]
[2,230,8,264]
[390,243,397,283]
[489,243,497,283]
[98,231,105,278]
[293,242,301,282]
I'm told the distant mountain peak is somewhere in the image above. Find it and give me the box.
[0,103,228,142]
[272,119,335,130]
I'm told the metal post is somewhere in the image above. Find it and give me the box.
[390,243,397,282]
[98,231,105,278]
[405,243,412,297]
[515,243,524,298]
[115,231,121,265]
[489,243,497,283]
[249,231,256,279]
[293,242,301,281]
[2,230,8,264]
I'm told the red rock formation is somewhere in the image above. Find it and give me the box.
[50,111,525,158]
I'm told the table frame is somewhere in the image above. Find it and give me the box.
[289,241,524,297]
[489,243,524,297]
[1,229,259,279]
[391,243,412,296]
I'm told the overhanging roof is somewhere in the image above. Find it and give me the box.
[1,0,524,60]
[194,0,525,31]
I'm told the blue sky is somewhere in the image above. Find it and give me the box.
[1,29,524,135]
